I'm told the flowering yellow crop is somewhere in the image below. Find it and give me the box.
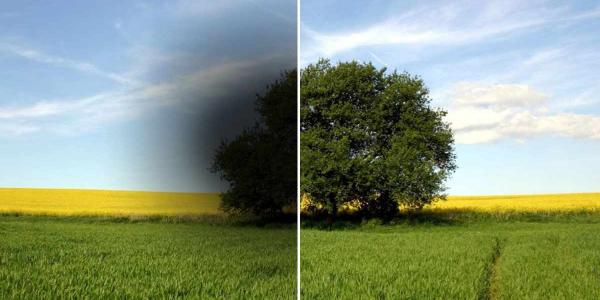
[429,193,600,212]
[301,193,600,214]
[0,188,222,216]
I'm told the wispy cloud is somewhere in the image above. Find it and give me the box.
[0,12,20,18]
[0,56,282,136]
[169,0,294,24]
[301,1,600,63]
[0,43,137,85]
[0,0,294,138]
[368,51,386,66]
[246,0,296,25]
[168,0,238,16]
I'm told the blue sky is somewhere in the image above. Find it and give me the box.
[0,0,296,192]
[302,0,600,195]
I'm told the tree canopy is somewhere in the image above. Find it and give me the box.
[212,70,297,218]
[301,60,456,219]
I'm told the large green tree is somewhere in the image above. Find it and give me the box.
[301,60,456,219]
[212,71,297,218]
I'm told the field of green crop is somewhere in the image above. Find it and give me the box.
[301,216,600,299]
[0,216,295,299]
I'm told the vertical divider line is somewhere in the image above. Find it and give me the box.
[296,0,301,298]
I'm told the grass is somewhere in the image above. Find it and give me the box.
[302,226,495,299]
[0,215,296,299]
[302,193,600,299]
[0,188,221,216]
[302,221,600,299]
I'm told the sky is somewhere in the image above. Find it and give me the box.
[0,0,296,192]
[302,0,600,195]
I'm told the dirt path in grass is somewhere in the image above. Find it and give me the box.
[479,237,503,300]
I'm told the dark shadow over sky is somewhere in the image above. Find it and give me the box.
[0,0,297,192]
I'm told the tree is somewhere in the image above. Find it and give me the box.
[301,60,456,219]
[212,70,297,218]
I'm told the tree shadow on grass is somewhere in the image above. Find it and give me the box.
[301,209,600,230]
[300,211,463,230]
[0,212,296,228]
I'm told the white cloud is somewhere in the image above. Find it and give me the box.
[452,83,546,108]
[446,82,600,144]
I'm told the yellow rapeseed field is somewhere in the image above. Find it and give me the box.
[301,193,600,213]
[0,188,221,216]
[429,193,600,212]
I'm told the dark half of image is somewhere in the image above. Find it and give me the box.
[0,1,297,299]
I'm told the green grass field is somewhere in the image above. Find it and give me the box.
[302,213,600,299]
[0,216,295,299]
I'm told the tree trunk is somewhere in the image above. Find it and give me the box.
[377,190,396,220]
[326,193,337,228]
